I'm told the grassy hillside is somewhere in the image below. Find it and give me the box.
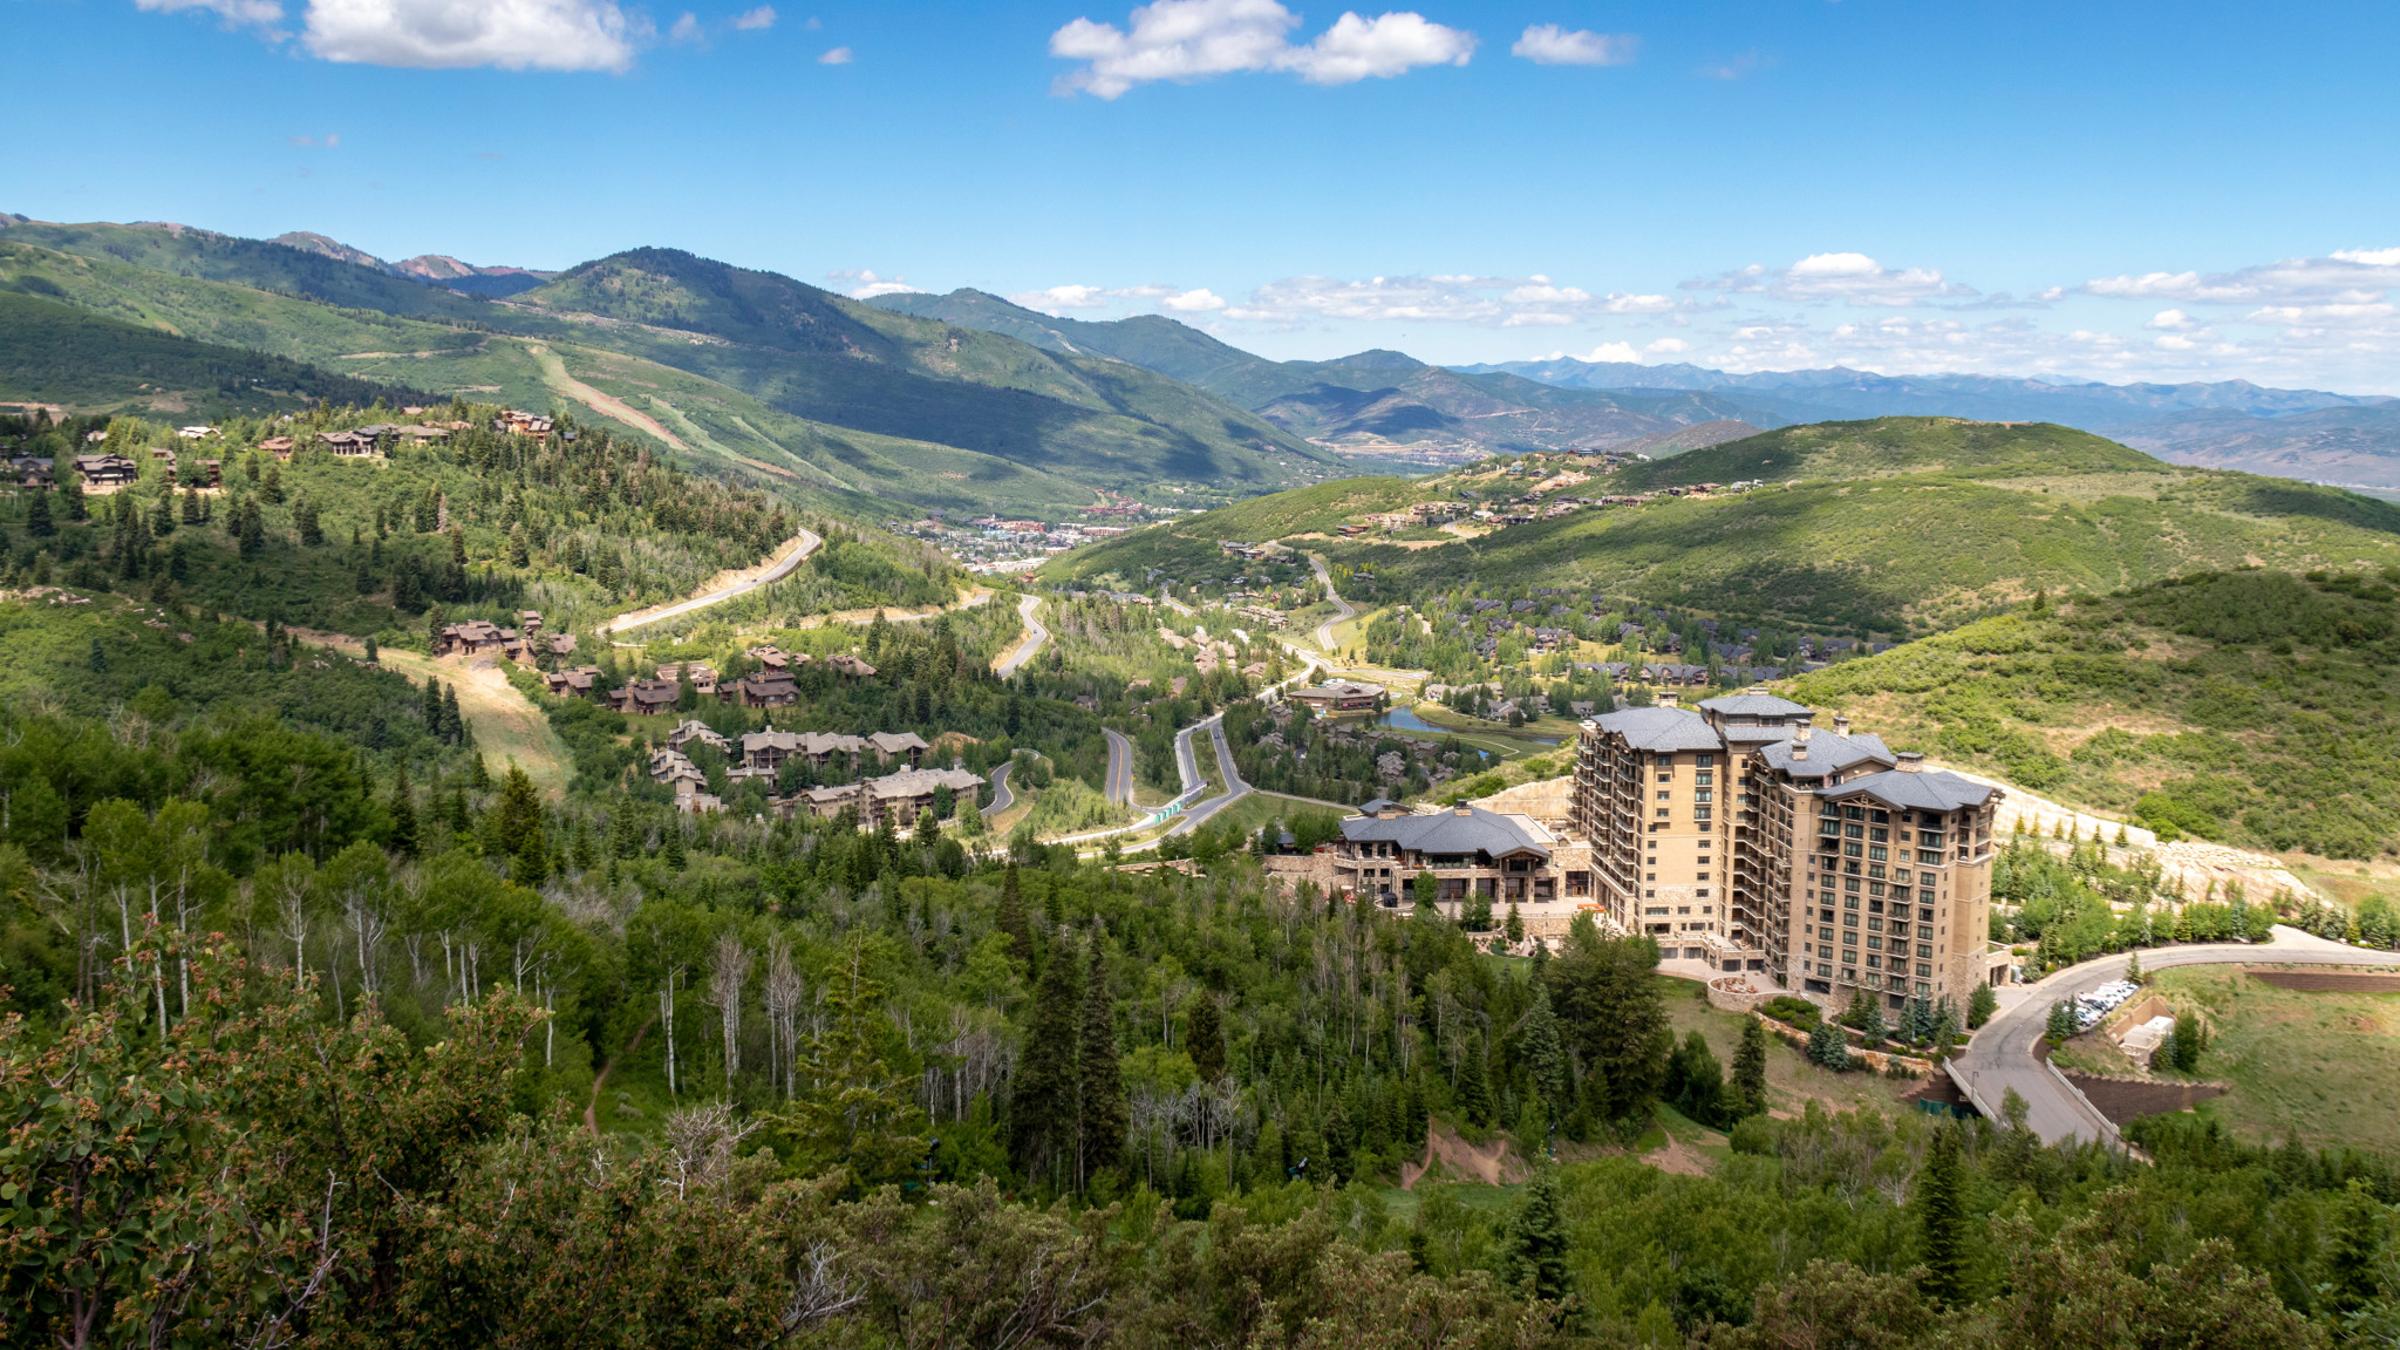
[1788,568,2400,860]
[0,290,430,415]
[1054,419,2400,635]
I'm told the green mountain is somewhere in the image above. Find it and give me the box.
[0,231,1305,517]
[0,221,1342,512]
[513,249,1341,492]
[0,290,432,416]
[1049,418,2400,635]
[872,289,1773,456]
[1788,567,2400,861]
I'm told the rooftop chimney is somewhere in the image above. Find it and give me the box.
[1791,723,1811,762]
[1453,805,1474,817]
[1833,714,1850,736]
[1896,751,1923,773]
[1659,690,1679,708]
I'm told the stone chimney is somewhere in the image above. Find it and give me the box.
[1791,723,1811,762]
[1453,805,1474,817]
[1659,690,1679,708]
[1896,751,1924,773]
[1832,713,1850,737]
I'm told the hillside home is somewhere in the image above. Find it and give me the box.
[260,436,296,461]
[1331,803,1566,908]
[665,719,731,753]
[786,765,982,831]
[612,678,682,716]
[72,454,139,489]
[726,668,802,708]
[543,665,603,698]
[656,661,718,696]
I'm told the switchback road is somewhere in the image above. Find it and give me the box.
[992,594,1049,677]
[1102,728,1134,806]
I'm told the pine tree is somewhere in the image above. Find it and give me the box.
[1732,1017,1769,1118]
[1456,1034,1493,1125]
[1186,991,1226,1081]
[25,489,52,537]
[997,865,1032,965]
[2323,1179,2387,1317]
[1968,982,1998,1029]
[661,824,686,870]
[2169,1012,2203,1071]
[1913,1122,1971,1305]
[1013,935,1082,1186]
[491,764,547,885]
[1077,942,1126,1188]
[1504,902,1525,945]
[780,938,929,1186]
[1520,983,1570,1117]
[1507,1173,1573,1305]
[2045,1001,2076,1046]
[388,768,418,858]
[1807,1018,1852,1072]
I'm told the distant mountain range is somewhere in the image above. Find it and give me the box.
[1460,355,2400,492]
[870,290,1765,462]
[272,230,557,298]
[875,289,2400,491]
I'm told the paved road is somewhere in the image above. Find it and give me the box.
[992,594,1049,677]
[603,528,823,634]
[980,761,1015,820]
[1166,716,1249,837]
[1949,926,2400,1146]
[1305,553,1357,653]
[1101,728,1134,806]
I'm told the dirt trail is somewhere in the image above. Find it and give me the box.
[523,341,691,452]
[1398,1122,1527,1189]
[586,1018,653,1135]
[295,627,572,799]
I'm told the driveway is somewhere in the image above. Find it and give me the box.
[1948,926,2398,1146]
[602,528,823,634]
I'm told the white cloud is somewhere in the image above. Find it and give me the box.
[2084,252,2400,306]
[1050,0,1473,100]
[1702,50,1768,80]
[2145,308,2192,330]
[1501,311,1573,327]
[302,0,641,71]
[818,44,852,64]
[1161,287,1226,312]
[1646,337,1689,354]
[732,5,775,30]
[1573,342,1642,363]
[1602,293,1674,314]
[668,11,701,42]
[135,0,284,27]
[829,268,918,299]
[1012,283,1112,312]
[1684,252,1967,306]
[2246,302,2396,326]
[2331,246,2400,267]
[1511,24,1633,67]
[288,132,341,148]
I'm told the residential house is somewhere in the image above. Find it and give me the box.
[1288,681,1386,715]
[1331,802,1566,908]
[544,665,603,699]
[612,678,682,716]
[726,668,802,708]
[656,661,718,697]
[665,719,731,754]
[71,453,139,489]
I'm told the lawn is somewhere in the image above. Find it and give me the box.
[1653,976,1918,1120]
[2148,967,2400,1153]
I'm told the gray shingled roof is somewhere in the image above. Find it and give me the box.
[1591,706,1723,753]
[1340,807,1551,860]
[1697,692,1812,718]
[1818,769,1994,812]
[1754,730,1898,780]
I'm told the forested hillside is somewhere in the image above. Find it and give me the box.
[1789,567,2400,860]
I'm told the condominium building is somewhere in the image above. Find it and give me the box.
[1572,691,2008,1011]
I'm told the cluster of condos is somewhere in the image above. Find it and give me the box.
[1326,690,2011,1013]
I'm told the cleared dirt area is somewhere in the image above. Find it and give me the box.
[378,648,572,799]
[2064,1073,2228,1127]
[2247,969,2400,993]
[523,341,691,452]
[1399,1122,1528,1189]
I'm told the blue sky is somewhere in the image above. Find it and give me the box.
[10,0,2400,390]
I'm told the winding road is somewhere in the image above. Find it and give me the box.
[1948,926,2400,1147]
[1102,728,1134,807]
[1306,552,1357,653]
[992,594,1050,677]
[980,761,1015,820]
[602,528,823,635]
[1165,715,1249,838]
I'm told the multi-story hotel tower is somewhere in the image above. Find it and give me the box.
[1572,691,2010,1011]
